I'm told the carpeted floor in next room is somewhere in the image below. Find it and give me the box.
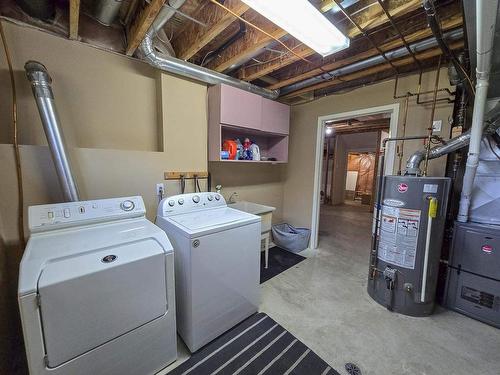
[259,202,500,375]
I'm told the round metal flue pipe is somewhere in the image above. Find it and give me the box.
[25,61,81,202]
[280,28,464,97]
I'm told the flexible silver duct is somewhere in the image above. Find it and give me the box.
[25,61,80,202]
[279,29,463,96]
[136,0,279,100]
[405,103,500,175]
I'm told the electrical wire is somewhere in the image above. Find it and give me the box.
[208,0,311,64]
[0,21,25,247]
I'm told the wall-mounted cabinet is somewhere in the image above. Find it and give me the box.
[208,84,290,163]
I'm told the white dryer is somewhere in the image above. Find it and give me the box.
[156,192,261,352]
[18,196,177,375]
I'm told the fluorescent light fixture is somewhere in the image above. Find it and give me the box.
[242,0,350,57]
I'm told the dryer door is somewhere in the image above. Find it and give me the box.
[38,239,167,368]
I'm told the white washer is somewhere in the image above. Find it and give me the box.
[19,196,177,375]
[156,192,261,352]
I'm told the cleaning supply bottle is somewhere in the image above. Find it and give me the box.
[235,139,244,160]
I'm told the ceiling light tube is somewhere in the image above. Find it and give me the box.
[242,0,350,57]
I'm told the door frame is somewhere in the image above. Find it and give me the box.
[310,103,399,249]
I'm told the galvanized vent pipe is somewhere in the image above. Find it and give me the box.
[457,0,499,223]
[405,103,500,175]
[25,61,80,202]
[279,29,463,96]
[136,0,279,100]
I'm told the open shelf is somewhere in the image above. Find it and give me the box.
[209,124,288,163]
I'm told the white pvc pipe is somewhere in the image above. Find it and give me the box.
[457,0,499,222]
[421,214,433,303]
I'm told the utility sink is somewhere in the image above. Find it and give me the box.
[228,201,275,215]
[229,201,275,233]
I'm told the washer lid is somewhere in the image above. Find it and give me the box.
[38,239,167,368]
[168,207,260,235]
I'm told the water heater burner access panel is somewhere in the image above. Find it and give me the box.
[29,196,145,232]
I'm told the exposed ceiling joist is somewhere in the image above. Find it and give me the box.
[234,0,421,81]
[281,40,464,99]
[126,0,167,56]
[267,12,463,91]
[332,121,390,134]
[172,0,249,61]
[342,0,421,37]
[69,0,80,40]
[205,9,288,72]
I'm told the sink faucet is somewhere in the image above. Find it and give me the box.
[228,192,239,203]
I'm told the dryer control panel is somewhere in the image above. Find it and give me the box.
[29,196,146,233]
[158,192,226,217]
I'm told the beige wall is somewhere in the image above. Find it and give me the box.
[209,162,285,222]
[283,70,455,228]
[0,21,208,373]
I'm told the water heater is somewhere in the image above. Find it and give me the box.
[368,176,451,316]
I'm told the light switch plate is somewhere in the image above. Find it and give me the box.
[432,120,442,132]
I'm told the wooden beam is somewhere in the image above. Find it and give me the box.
[267,13,462,90]
[235,0,422,81]
[333,124,390,134]
[281,41,464,99]
[172,0,249,61]
[126,0,167,56]
[205,9,288,72]
[343,0,421,38]
[69,0,80,40]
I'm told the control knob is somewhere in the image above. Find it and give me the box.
[168,200,175,207]
[120,200,135,211]
[207,195,213,201]
[215,194,221,201]
[178,198,184,205]
[193,195,200,203]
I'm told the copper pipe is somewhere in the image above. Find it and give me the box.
[423,55,442,176]
[397,94,410,175]
[393,71,454,102]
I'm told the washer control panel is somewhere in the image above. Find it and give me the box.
[29,196,146,233]
[158,192,226,217]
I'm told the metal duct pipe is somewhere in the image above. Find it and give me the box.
[136,0,279,99]
[279,29,463,96]
[458,0,499,223]
[405,103,500,175]
[94,0,124,26]
[24,61,80,202]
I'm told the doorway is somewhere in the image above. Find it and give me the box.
[312,104,399,249]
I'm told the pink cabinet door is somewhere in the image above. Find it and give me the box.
[262,99,290,135]
[219,84,263,129]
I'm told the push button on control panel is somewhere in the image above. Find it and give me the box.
[63,208,71,218]
[120,200,135,211]
[48,211,54,219]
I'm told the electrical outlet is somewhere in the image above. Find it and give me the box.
[156,183,165,196]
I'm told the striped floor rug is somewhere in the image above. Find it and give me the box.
[168,313,339,375]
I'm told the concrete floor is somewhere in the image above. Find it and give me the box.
[260,203,500,375]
